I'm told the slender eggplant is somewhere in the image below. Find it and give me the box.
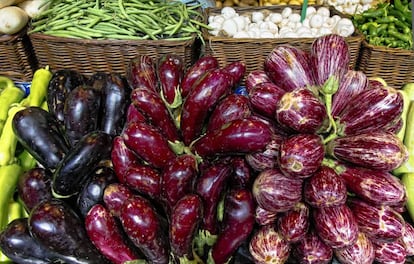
[52,131,113,198]
[230,156,253,189]
[245,70,272,92]
[12,106,70,170]
[191,117,273,158]
[130,87,180,142]
[180,55,219,99]
[157,54,184,107]
[120,194,169,264]
[126,55,158,91]
[277,202,310,243]
[124,162,162,198]
[85,204,142,264]
[126,104,146,124]
[292,229,333,264]
[209,188,255,264]
[222,60,246,87]
[29,199,110,263]
[111,136,140,183]
[103,183,135,217]
[334,231,375,264]
[122,121,176,169]
[249,81,286,119]
[47,69,86,123]
[180,68,233,145]
[170,194,203,262]
[63,85,101,146]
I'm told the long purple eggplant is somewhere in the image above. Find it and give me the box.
[126,55,158,91]
[249,81,286,119]
[222,60,246,87]
[103,183,135,217]
[157,54,184,107]
[230,156,253,189]
[124,162,162,199]
[111,136,140,183]
[126,103,146,124]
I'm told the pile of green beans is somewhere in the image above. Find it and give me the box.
[29,0,210,40]
[352,0,413,49]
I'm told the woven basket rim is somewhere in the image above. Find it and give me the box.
[361,39,414,55]
[0,27,28,43]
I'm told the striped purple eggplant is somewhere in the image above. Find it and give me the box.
[310,34,350,86]
[245,132,284,172]
[327,131,408,171]
[348,198,405,242]
[402,221,414,256]
[334,232,375,264]
[255,206,278,226]
[372,239,406,264]
[277,201,309,243]
[338,164,406,207]
[264,45,315,91]
[127,55,158,91]
[275,87,327,133]
[245,70,272,92]
[313,204,359,249]
[252,168,303,213]
[292,229,333,264]
[249,82,286,119]
[336,86,404,136]
[248,225,291,264]
[331,70,369,117]
[279,134,325,179]
[156,54,184,106]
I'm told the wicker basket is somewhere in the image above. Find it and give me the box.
[29,33,201,77]
[0,28,38,81]
[357,40,414,88]
[202,5,364,84]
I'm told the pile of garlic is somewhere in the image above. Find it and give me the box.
[208,6,355,38]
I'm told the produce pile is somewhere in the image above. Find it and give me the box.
[0,34,414,264]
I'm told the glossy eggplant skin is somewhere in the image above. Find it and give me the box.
[124,162,161,198]
[47,69,86,123]
[12,106,70,170]
[18,167,53,212]
[222,60,246,87]
[103,183,135,217]
[249,82,286,119]
[63,85,102,146]
[126,55,158,91]
[111,136,140,183]
[52,131,113,198]
[277,202,310,243]
[29,199,110,263]
[292,229,333,264]
[157,54,184,105]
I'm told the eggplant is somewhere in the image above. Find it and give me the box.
[12,106,70,170]
[245,70,272,92]
[292,229,333,264]
[248,224,291,264]
[87,72,108,91]
[191,117,273,158]
[29,199,109,263]
[372,239,406,264]
[180,68,233,145]
[222,60,246,87]
[206,93,251,133]
[327,131,409,171]
[303,165,347,208]
[47,69,86,123]
[63,85,101,146]
[85,204,142,264]
[249,81,286,119]
[125,103,146,124]
[17,167,53,212]
[111,136,140,183]
[119,194,169,264]
[124,162,161,198]
[52,131,113,198]
[130,87,181,142]
[169,194,203,261]
[209,188,255,264]
[277,201,310,243]
[402,221,414,256]
[103,183,135,217]
[76,163,117,217]
[230,156,253,189]
[275,87,328,133]
[313,204,359,249]
[122,121,176,169]
[254,205,278,226]
[334,231,375,264]
[126,55,158,91]
[264,45,315,91]
[245,132,284,172]
[157,54,184,106]
[279,134,325,179]
[252,168,303,213]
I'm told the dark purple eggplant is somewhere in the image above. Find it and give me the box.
[103,183,135,217]
[206,93,251,133]
[87,72,107,91]
[292,229,333,264]
[29,199,109,263]
[230,156,253,189]
[52,131,113,198]
[120,194,169,264]
[122,121,176,169]
[126,55,158,91]
[249,81,286,119]
[47,69,86,123]
[313,204,359,249]
[12,106,70,170]
[17,167,53,212]
[310,34,350,86]
[334,231,375,264]
[76,163,117,217]
[254,205,278,226]
[275,87,327,134]
[180,68,233,145]
[248,224,290,264]
[191,117,273,158]
[157,54,184,106]
[222,60,246,87]
[279,134,325,179]
[111,136,140,183]
[245,70,272,92]
[126,103,146,124]
[130,87,180,142]
[63,84,101,146]
[277,202,310,243]
[303,165,347,208]
[245,132,284,172]
[209,188,255,264]
[372,239,406,264]
[85,204,141,264]
[252,168,303,213]
[124,162,161,198]
[327,131,408,171]
[170,194,203,261]
[264,45,315,91]
[336,86,404,136]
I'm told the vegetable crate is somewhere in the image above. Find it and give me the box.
[202,5,364,84]
[357,40,414,88]
[28,33,201,77]
[0,28,38,81]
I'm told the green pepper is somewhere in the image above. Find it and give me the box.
[361,7,387,18]
[20,66,52,108]
[0,83,25,135]
[402,173,414,222]
[388,29,413,48]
